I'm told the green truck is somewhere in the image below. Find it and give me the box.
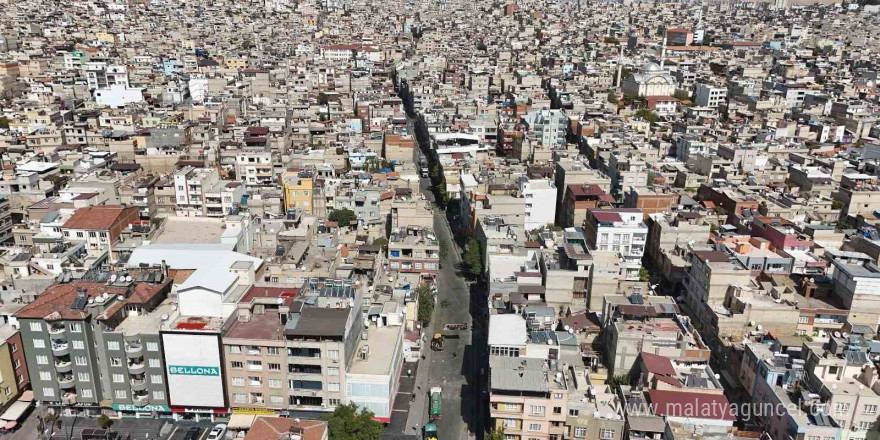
[423,422,438,440]
[429,387,442,420]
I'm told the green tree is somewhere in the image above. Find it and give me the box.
[322,403,383,440]
[486,429,506,440]
[607,92,618,104]
[329,208,357,226]
[672,90,691,101]
[463,239,483,277]
[0,116,9,129]
[372,237,388,247]
[417,285,435,324]
[96,414,112,429]
[635,109,659,124]
[713,206,728,216]
[477,41,487,51]
[638,267,650,282]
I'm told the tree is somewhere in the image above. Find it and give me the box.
[0,116,9,129]
[672,90,691,101]
[638,267,650,282]
[477,41,488,51]
[96,414,113,430]
[463,239,483,277]
[635,109,659,124]
[372,238,388,247]
[607,92,618,104]
[417,285,435,324]
[713,206,728,216]
[329,208,357,226]
[486,429,506,440]
[322,403,384,440]
[227,168,236,180]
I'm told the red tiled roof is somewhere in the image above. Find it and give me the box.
[244,417,327,440]
[649,389,735,421]
[62,205,135,230]
[641,352,676,376]
[591,211,622,223]
[246,126,270,136]
[15,281,167,320]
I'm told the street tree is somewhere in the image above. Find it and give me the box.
[417,285,435,324]
[323,403,384,440]
[329,208,357,227]
[463,239,483,277]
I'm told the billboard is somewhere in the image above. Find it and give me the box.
[161,332,225,408]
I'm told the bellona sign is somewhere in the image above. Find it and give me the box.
[168,365,221,376]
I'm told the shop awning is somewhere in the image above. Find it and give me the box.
[3,421,16,430]
[228,413,257,430]
[17,391,33,403]
[0,401,31,422]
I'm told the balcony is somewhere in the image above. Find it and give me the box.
[62,393,77,405]
[52,343,70,356]
[54,359,73,373]
[58,375,75,388]
[130,378,148,391]
[49,324,66,335]
[125,343,143,355]
[132,394,149,406]
[128,361,145,373]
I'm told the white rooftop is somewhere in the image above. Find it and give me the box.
[488,314,528,348]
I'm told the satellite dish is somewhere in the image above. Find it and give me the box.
[110,274,117,283]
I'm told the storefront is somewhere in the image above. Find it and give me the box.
[170,407,228,423]
[0,391,35,432]
[111,403,173,419]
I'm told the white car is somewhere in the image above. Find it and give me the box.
[207,424,227,440]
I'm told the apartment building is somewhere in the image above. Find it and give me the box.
[0,195,12,243]
[15,270,172,416]
[282,171,315,216]
[387,226,440,276]
[0,325,29,410]
[174,166,219,217]
[604,310,710,376]
[518,178,557,230]
[683,250,750,328]
[829,258,880,326]
[61,205,140,255]
[524,109,568,149]
[583,209,648,280]
[694,83,728,108]
[236,150,275,187]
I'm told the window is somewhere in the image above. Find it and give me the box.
[834,402,850,414]
[858,422,872,430]
[151,375,163,384]
[600,429,615,440]
[231,361,244,369]
[72,340,84,350]
[864,404,878,415]
[528,423,541,432]
[107,341,120,351]
[553,407,562,415]
[36,355,48,365]
[146,342,159,352]
[553,393,563,399]
[33,339,45,349]
[115,390,127,399]
[9,344,16,353]
[327,383,340,392]
[574,427,587,437]
[13,359,19,369]
[270,395,284,404]
[153,391,165,400]
[569,409,579,416]
[75,356,87,366]
[328,350,339,360]
[246,360,263,371]
[148,359,160,368]
[233,393,247,403]
[89,232,96,238]
[110,357,122,367]
[76,232,84,238]
[269,379,283,389]
[267,347,280,356]
[77,372,90,382]
[30,322,42,332]
[327,367,339,376]
[70,323,82,333]
[798,316,809,324]
[113,374,125,383]
[43,387,55,397]
[80,388,93,398]
[232,377,245,386]
[328,398,340,406]
[39,371,51,381]
[229,345,242,354]
[249,377,262,387]
[529,405,545,416]
[268,363,281,372]
[502,419,517,428]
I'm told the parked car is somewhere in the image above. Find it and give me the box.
[183,427,201,440]
[207,424,227,440]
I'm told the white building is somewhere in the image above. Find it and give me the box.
[518,178,557,230]
[94,86,144,108]
[235,151,274,186]
[623,63,677,97]
[694,83,728,108]
[524,109,568,149]
[174,166,219,217]
[585,208,648,280]
[85,62,129,90]
[345,317,404,422]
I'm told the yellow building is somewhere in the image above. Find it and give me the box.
[224,57,248,70]
[282,171,314,215]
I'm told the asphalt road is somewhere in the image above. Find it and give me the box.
[418,169,489,440]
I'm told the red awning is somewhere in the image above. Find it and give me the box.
[3,421,16,430]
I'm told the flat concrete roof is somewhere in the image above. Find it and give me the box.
[153,217,226,244]
[348,324,402,375]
